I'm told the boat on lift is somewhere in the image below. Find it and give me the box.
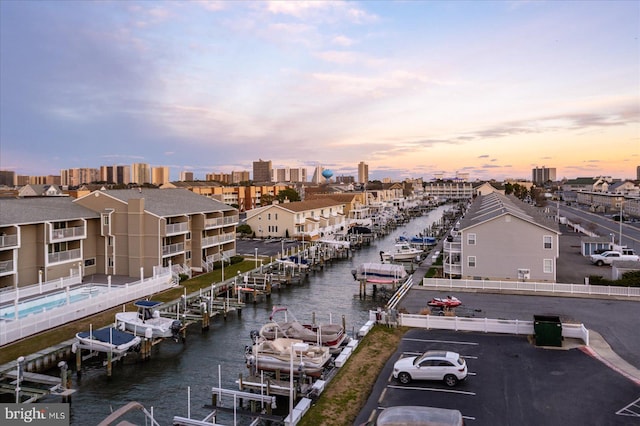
[258,306,349,353]
[380,243,423,262]
[245,337,331,378]
[75,326,141,354]
[115,300,183,340]
[352,262,408,284]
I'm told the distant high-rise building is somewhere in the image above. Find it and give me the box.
[311,165,325,184]
[358,161,369,184]
[636,165,640,180]
[0,170,16,186]
[290,168,307,183]
[60,168,99,186]
[100,165,131,185]
[253,159,272,182]
[132,163,151,185]
[231,170,250,183]
[274,167,307,183]
[532,166,556,185]
[151,166,170,186]
[180,171,194,182]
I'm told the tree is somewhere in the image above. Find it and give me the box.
[260,194,275,206]
[276,188,301,202]
[236,224,252,236]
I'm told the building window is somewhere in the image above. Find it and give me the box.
[108,236,113,246]
[467,256,476,268]
[186,251,191,260]
[543,259,553,273]
[467,233,476,245]
[543,235,553,249]
[268,213,271,220]
[84,258,96,267]
[102,215,109,226]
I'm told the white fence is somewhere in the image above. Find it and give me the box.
[0,273,82,304]
[422,278,640,298]
[0,269,176,346]
[368,310,590,345]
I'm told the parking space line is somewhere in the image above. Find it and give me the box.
[403,338,480,346]
[616,396,640,417]
[387,384,476,396]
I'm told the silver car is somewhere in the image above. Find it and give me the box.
[392,351,467,386]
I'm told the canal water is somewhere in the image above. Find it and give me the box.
[66,205,450,425]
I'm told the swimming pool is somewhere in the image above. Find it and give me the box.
[0,285,108,320]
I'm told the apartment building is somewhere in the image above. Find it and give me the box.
[245,199,346,241]
[253,159,272,183]
[443,193,560,282]
[423,181,474,201]
[0,188,238,289]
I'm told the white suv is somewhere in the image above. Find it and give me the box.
[393,351,467,386]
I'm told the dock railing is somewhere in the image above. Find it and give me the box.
[422,278,640,298]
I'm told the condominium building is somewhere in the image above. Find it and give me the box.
[100,165,131,185]
[532,166,556,185]
[443,192,560,282]
[358,161,369,184]
[179,171,194,182]
[132,163,151,185]
[274,167,308,183]
[60,168,100,187]
[0,188,238,289]
[151,166,170,186]
[253,159,273,183]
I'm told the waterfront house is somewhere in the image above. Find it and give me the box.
[443,192,560,282]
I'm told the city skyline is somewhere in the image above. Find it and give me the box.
[1,1,638,182]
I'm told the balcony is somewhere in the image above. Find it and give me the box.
[0,234,18,250]
[443,262,462,275]
[444,239,462,253]
[0,259,14,276]
[48,248,82,264]
[162,242,185,257]
[50,226,86,242]
[165,222,189,235]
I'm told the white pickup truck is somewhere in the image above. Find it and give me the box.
[590,250,640,266]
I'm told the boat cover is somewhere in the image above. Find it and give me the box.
[78,327,138,345]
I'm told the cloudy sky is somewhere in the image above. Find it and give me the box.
[1,0,638,182]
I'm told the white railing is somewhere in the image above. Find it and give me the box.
[48,248,82,264]
[0,273,82,304]
[162,242,185,257]
[0,260,14,275]
[369,311,589,345]
[422,278,640,298]
[0,234,19,249]
[51,226,86,241]
[166,222,189,235]
[0,268,175,346]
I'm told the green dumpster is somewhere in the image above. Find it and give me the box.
[533,315,562,347]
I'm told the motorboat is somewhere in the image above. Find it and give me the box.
[115,300,183,340]
[75,326,141,353]
[380,243,423,262]
[352,262,408,284]
[245,337,331,378]
[397,234,437,249]
[258,306,349,353]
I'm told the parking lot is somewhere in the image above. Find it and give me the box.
[355,329,640,426]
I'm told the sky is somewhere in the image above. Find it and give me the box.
[1,1,638,183]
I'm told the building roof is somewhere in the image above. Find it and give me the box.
[76,188,236,217]
[458,192,559,234]
[0,197,100,226]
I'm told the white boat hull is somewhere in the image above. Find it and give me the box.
[115,312,179,339]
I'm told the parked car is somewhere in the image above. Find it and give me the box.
[375,406,464,426]
[392,351,467,386]
[589,250,640,266]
